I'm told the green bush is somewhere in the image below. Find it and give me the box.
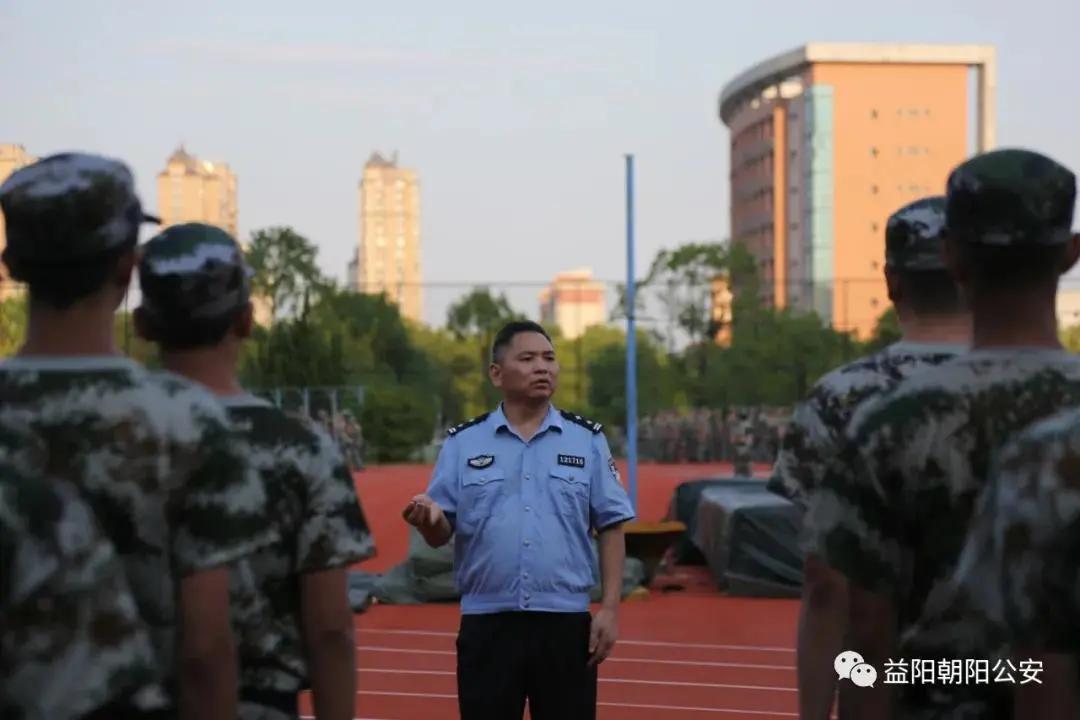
[360,384,437,462]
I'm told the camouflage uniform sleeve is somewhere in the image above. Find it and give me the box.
[985,428,1080,653]
[295,426,376,573]
[805,409,906,597]
[770,393,839,510]
[170,408,279,577]
[0,470,159,720]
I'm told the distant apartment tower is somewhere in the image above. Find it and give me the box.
[539,268,606,340]
[350,152,422,323]
[0,144,37,299]
[719,43,996,338]
[157,146,238,238]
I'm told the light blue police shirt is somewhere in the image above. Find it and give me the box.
[426,403,636,615]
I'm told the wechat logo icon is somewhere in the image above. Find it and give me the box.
[835,651,877,688]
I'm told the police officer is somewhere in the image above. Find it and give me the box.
[0,153,276,720]
[771,196,970,719]
[135,223,376,720]
[807,148,1080,719]
[402,320,636,720]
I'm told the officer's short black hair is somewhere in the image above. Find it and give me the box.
[897,269,964,316]
[491,321,553,364]
[4,236,138,310]
[137,303,247,352]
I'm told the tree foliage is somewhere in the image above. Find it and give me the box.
[246,227,325,322]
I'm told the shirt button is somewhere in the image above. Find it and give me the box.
[523,572,529,579]
[525,505,531,512]
[525,474,531,481]
[523,539,530,547]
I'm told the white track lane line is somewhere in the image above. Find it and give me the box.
[343,690,797,716]
[358,667,796,692]
[356,628,795,653]
[356,644,794,670]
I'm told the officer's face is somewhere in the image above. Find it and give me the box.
[490,332,559,401]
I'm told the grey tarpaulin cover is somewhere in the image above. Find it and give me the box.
[358,527,646,606]
[691,483,803,597]
[666,477,763,564]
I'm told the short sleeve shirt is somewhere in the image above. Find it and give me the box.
[0,461,158,720]
[0,356,277,688]
[220,394,375,696]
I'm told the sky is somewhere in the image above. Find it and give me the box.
[5,0,1080,328]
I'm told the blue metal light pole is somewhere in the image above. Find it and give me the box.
[625,154,638,514]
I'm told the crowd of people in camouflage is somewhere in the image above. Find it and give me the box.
[4,140,1080,719]
[636,407,783,469]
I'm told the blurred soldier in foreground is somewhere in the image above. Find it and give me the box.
[0,448,157,720]
[950,407,1080,718]
[771,196,970,719]
[403,321,635,720]
[136,223,376,720]
[808,148,1080,719]
[0,153,275,720]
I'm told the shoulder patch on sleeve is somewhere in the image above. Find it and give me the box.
[560,409,603,434]
[447,412,490,437]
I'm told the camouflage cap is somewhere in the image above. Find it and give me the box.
[885,196,948,271]
[138,223,252,321]
[0,152,159,264]
[945,148,1076,246]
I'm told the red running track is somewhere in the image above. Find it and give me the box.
[324,462,798,719]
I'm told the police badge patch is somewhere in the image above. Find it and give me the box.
[608,458,621,483]
[467,455,494,469]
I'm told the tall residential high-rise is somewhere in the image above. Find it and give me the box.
[539,268,607,340]
[351,152,422,323]
[156,146,238,238]
[0,144,37,299]
[719,43,996,338]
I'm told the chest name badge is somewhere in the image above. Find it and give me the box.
[558,454,586,468]
[467,455,494,469]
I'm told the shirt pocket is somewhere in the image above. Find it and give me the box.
[550,467,589,524]
[461,468,506,530]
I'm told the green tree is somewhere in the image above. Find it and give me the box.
[863,307,902,354]
[246,227,325,322]
[0,294,27,357]
[1061,323,1080,352]
[446,287,523,409]
[586,331,674,430]
[360,384,437,462]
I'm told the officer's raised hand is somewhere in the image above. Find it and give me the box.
[402,494,452,546]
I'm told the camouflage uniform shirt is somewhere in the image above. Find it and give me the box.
[222,394,374,717]
[0,356,277,703]
[0,461,158,720]
[948,406,1080,664]
[770,340,963,513]
[807,348,1080,719]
